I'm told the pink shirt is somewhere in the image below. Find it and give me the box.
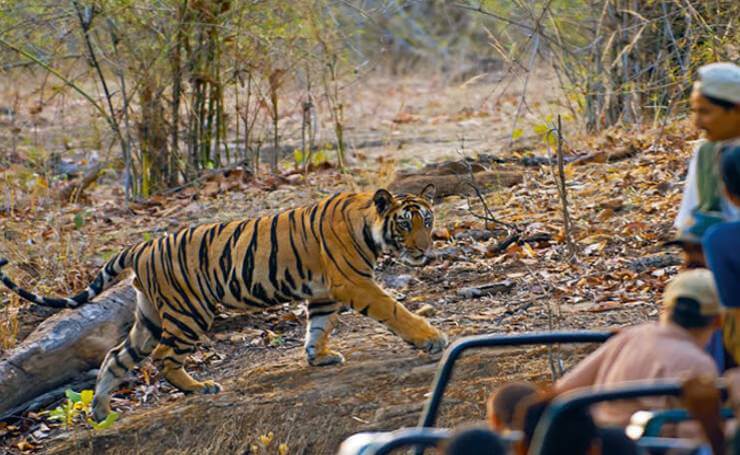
[556,322,718,428]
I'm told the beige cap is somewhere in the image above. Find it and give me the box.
[663,269,721,316]
[694,62,740,104]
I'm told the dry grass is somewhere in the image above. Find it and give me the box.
[0,295,20,351]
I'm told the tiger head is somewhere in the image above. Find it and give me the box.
[372,184,436,267]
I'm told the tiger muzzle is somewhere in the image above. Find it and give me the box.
[400,250,431,267]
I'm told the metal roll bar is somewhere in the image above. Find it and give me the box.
[529,380,727,455]
[637,437,707,453]
[369,428,451,455]
[418,331,613,428]
[634,407,734,438]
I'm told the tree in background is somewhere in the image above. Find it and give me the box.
[1,0,737,198]
[0,0,356,198]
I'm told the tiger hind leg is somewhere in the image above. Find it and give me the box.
[150,314,221,395]
[151,341,222,395]
[92,290,161,421]
[304,300,344,366]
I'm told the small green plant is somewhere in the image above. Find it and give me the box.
[269,335,285,347]
[49,389,119,430]
[73,211,86,230]
[293,148,328,168]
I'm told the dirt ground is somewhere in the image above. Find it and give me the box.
[0,68,694,454]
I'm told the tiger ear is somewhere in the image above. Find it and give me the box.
[419,184,436,202]
[373,189,393,215]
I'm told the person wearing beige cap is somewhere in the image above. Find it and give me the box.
[555,270,723,430]
[674,62,740,263]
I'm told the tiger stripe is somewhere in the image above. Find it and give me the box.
[0,186,447,421]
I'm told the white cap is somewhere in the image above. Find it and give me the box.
[695,62,740,104]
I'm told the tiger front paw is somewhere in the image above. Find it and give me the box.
[196,380,223,394]
[408,326,449,354]
[306,348,345,367]
[414,330,448,354]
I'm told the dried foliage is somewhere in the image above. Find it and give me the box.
[464,0,740,130]
[0,1,363,196]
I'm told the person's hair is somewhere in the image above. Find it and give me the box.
[704,93,737,110]
[599,428,640,455]
[668,297,716,329]
[443,424,506,455]
[487,382,538,430]
[721,145,740,199]
[514,393,598,455]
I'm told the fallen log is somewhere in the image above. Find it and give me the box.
[571,144,639,166]
[389,171,522,201]
[628,253,682,273]
[0,277,135,420]
[395,159,488,177]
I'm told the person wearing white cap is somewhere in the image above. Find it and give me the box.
[673,62,740,266]
[673,62,740,372]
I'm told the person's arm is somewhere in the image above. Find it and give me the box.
[554,340,613,393]
[680,375,724,454]
[675,151,700,230]
[703,223,740,308]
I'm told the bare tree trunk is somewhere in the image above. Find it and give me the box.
[169,0,187,188]
[138,81,169,196]
[268,69,284,174]
[72,0,131,197]
[556,115,576,259]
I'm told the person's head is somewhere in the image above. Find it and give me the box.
[690,62,740,141]
[721,145,740,208]
[598,428,640,455]
[669,210,726,268]
[660,269,722,346]
[442,424,506,455]
[513,393,600,455]
[487,382,538,431]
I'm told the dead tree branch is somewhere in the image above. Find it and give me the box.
[554,115,577,259]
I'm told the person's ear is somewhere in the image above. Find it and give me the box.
[726,186,740,208]
[720,185,740,207]
[489,414,502,431]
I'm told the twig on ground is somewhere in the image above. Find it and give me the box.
[58,162,105,203]
[456,149,519,232]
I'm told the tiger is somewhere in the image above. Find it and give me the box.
[0,185,448,421]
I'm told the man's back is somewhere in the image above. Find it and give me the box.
[557,322,718,427]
